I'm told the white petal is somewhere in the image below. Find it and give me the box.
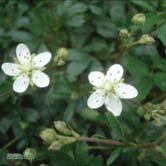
[106,64,124,83]
[16,43,31,64]
[1,63,21,76]
[32,70,50,88]
[13,74,29,93]
[105,95,122,116]
[88,71,105,87]
[87,89,105,109]
[115,83,138,99]
[32,52,52,68]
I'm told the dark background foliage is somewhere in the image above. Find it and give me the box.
[0,0,166,165]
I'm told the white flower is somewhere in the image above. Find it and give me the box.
[1,43,52,93]
[87,64,138,116]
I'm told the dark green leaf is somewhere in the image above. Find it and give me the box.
[153,72,166,91]
[107,148,121,165]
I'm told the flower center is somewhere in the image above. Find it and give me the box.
[103,81,113,92]
[21,63,32,73]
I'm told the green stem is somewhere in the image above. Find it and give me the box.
[3,137,20,149]
[77,136,160,149]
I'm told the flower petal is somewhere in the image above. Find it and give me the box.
[1,63,21,76]
[105,95,122,116]
[32,52,52,68]
[106,64,123,83]
[88,71,105,87]
[87,89,105,109]
[32,70,50,88]
[16,43,31,64]
[115,83,138,99]
[13,74,29,93]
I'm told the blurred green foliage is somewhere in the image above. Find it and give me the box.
[0,0,166,165]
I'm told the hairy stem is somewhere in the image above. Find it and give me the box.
[76,136,161,149]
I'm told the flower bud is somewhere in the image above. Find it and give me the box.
[54,121,71,135]
[57,59,65,66]
[49,140,62,151]
[40,128,57,144]
[132,13,146,25]
[138,34,155,45]
[144,113,151,121]
[23,148,37,161]
[119,29,130,38]
[57,48,69,60]
[54,121,80,137]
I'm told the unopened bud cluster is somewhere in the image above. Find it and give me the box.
[40,121,79,150]
[54,48,69,66]
[137,101,166,126]
[119,13,155,47]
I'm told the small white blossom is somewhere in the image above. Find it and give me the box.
[1,43,52,93]
[87,64,138,116]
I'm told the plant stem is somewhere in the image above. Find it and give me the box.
[3,137,20,149]
[76,136,161,149]
[77,136,126,146]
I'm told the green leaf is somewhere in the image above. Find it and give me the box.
[105,112,125,140]
[142,13,158,33]
[131,0,155,11]
[0,149,8,165]
[64,101,76,122]
[109,1,126,23]
[9,30,33,42]
[0,118,11,134]
[66,15,85,27]
[155,24,166,46]
[89,5,102,15]
[153,72,166,91]
[68,3,87,16]
[23,108,39,123]
[136,76,153,101]
[50,151,75,166]
[107,148,121,165]
[123,56,149,77]
[95,17,117,38]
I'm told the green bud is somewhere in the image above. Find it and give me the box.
[138,34,155,45]
[132,13,146,25]
[54,121,71,135]
[144,113,151,121]
[49,140,62,151]
[54,121,80,137]
[49,136,76,151]
[57,59,65,66]
[158,109,165,115]
[119,29,130,38]
[40,128,57,144]
[57,48,69,60]
[23,148,37,161]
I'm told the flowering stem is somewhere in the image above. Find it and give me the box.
[76,136,161,149]
[77,136,127,146]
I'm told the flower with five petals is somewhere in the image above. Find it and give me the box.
[87,64,138,116]
[1,43,52,93]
